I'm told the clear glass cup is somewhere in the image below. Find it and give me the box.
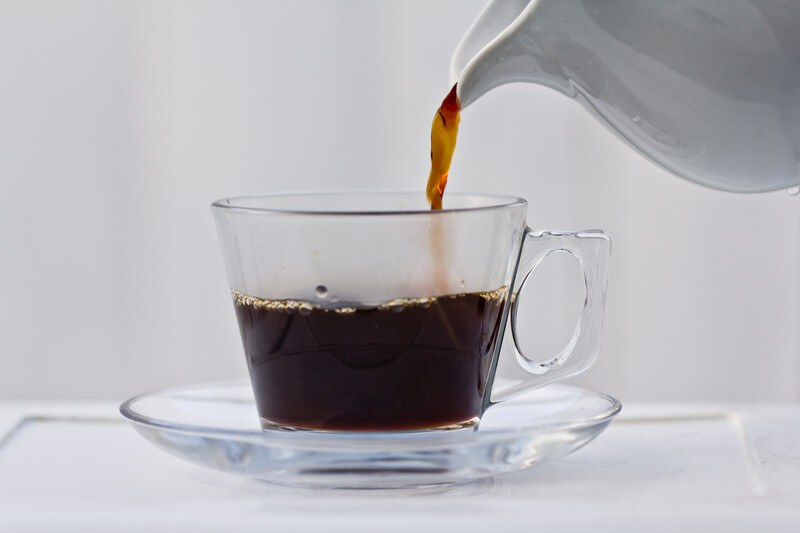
[211,191,610,431]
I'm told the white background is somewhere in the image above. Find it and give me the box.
[1,0,798,402]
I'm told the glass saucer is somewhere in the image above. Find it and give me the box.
[120,380,621,490]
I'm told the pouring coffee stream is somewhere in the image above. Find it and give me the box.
[428,0,800,202]
[426,84,461,210]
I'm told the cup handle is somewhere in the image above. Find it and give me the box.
[490,229,611,403]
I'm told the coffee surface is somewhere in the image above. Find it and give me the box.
[233,288,507,431]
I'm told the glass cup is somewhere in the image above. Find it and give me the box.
[211,191,610,431]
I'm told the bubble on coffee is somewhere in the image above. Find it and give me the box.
[314,285,329,298]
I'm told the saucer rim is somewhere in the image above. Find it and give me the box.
[119,379,622,443]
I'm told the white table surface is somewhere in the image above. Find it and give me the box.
[0,399,798,532]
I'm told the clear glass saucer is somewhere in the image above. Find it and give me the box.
[120,380,621,490]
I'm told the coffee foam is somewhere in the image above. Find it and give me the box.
[231,286,508,314]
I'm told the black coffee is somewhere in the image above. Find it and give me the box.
[232,288,507,431]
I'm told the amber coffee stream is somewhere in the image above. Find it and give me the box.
[426,84,461,210]
[424,83,462,291]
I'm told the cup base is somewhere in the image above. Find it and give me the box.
[258,416,481,433]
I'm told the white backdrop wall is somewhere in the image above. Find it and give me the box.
[1,0,798,402]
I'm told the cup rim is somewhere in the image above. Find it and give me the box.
[210,189,527,216]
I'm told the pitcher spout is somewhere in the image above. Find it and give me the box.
[452,0,572,108]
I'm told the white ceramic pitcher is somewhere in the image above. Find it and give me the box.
[452,0,800,193]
